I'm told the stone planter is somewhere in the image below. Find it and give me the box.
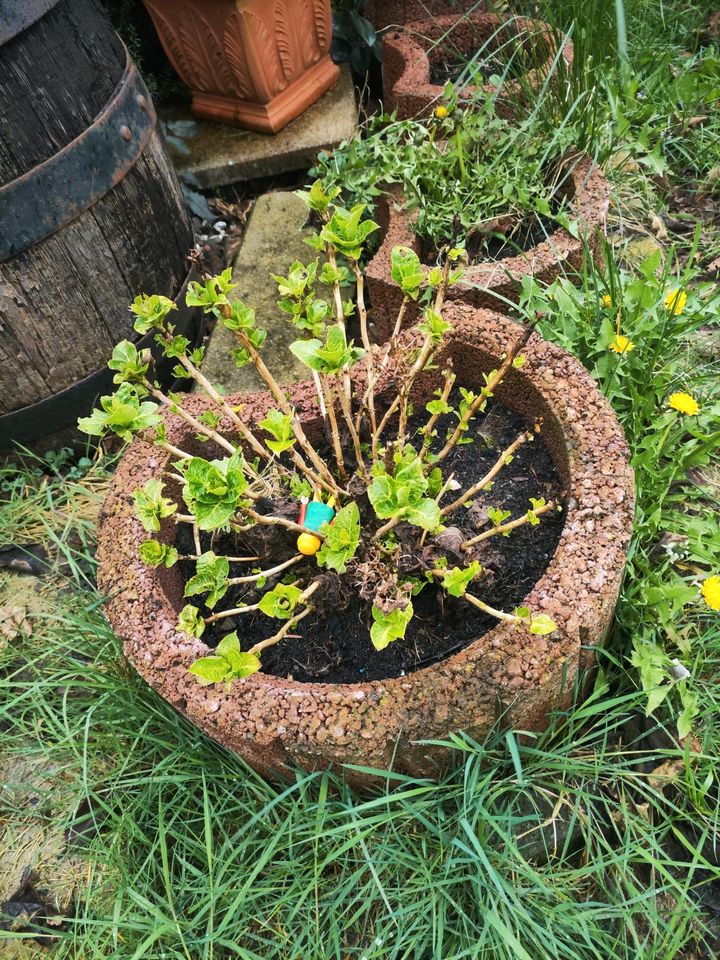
[366,155,610,340]
[364,0,472,29]
[382,13,572,120]
[97,309,633,785]
[143,0,340,133]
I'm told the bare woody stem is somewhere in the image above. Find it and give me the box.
[440,429,535,517]
[244,509,327,542]
[204,601,261,625]
[419,365,456,460]
[325,244,353,405]
[351,260,377,440]
[462,500,558,550]
[147,384,237,457]
[318,376,347,479]
[428,568,520,624]
[228,553,304,585]
[433,323,536,466]
[333,378,368,480]
[229,322,341,495]
[169,347,270,467]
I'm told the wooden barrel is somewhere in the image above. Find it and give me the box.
[0,0,198,455]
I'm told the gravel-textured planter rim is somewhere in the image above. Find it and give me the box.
[382,12,574,120]
[97,308,634,782]
[366,154,611,341]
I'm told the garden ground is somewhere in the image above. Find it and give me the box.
[1,0,720,957]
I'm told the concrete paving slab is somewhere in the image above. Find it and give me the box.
[164,66,357,189]
[200,191,328,395]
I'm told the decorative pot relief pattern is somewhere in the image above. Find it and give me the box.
[145,0,331,101]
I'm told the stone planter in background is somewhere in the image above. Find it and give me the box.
[97,310,633,786]
[382,13,573,120]
[143,0,340,133]
[366,155,610,339]
[364,0,473,29]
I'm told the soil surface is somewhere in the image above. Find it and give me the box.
[179,396,565,684]
[429,48,518,87]
[422,210,561,267]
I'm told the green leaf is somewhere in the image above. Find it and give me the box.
[184,551,230,609]
[259,409,296,454]
[405,498,442,531]
[179,452,248,530]
[441,562,482,597]
[316,502,360,573]
[529,613,557,635]
[223,300,256,332]
[419,308,451,343]
[368,447,439,530]
[139,540,178,568]
[391,246,424,299]
[133,479,177,532]
[487,507,512,527]
[258,583,303,619]
[130,293,176,334]
[677,688,699,740]
[178,604,205,638]
[290,325,364,374]
[294,180,340,214]
[188,656,229,685]
[108,340,149,383]
[370,601,414,651]
[78,383,161,442]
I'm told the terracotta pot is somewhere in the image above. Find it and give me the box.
[366,155,610,340]
[382,13,573,120]
[97,309,634,786]
[143,0,340,133]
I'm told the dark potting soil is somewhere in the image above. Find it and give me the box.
[179,397,565,684]
[421,210,560,267]
[429,48,517,87]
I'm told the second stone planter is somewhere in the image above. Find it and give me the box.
[366,155,611,340]
[382,13,573,119]
[143,0,340,133]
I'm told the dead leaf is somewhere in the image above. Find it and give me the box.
[0,605,31,645]
[650,213,669,240]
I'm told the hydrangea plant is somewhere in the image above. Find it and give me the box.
[81,184,560,683]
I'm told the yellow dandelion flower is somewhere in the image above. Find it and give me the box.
[434,105,448,119]
[601,294,613,308]
[668,391,699,415]
[664,289,687,315]
[609,333,635,354]
[701,575,720,611]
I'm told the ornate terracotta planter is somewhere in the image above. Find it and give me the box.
[366,155,610,340]
[97,309,634,786]
[143,0,340,133]
[382,13,573,120]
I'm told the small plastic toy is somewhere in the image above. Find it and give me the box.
[297,493,335,555]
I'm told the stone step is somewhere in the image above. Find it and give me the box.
[199,190,329,395]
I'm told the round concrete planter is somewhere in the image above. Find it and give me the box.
[97,308,634,785]
[365,1,478,29]
[381,13,572,120]
[366,155,610,341]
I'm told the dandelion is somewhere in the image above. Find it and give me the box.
[609,333,635,354]
[664,289,687,315]
[701,575,720,611]
[434,105,448,119]
[601,293,613,308]
[668,391,699,415]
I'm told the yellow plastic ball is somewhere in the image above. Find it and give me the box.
[297,532,321,556]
